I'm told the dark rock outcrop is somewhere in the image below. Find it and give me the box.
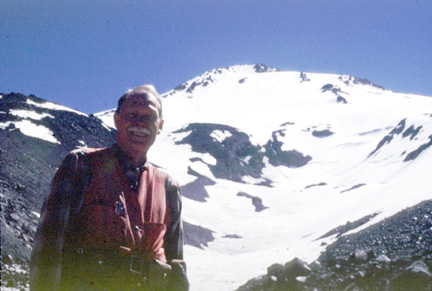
[237,192,268,212]
[174,123,312,185]
[174,123,267,183]
[1,93,117,288]
[183,221,215,249]
[369,118,432,162]
[264,129,312,168]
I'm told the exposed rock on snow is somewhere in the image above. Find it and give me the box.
[237,192,268,212]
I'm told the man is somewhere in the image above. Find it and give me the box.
[30,85,188,290]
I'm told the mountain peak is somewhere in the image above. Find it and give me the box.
[166,64,280,97]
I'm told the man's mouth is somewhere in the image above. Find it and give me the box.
[128,127,151,138]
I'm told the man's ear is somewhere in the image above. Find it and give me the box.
[113,112,120,129]
[158,119,164,134]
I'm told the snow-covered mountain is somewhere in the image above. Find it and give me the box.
[2,64,432,290]
[97,64,432,290]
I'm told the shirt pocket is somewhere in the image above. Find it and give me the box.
[78,202,125,247]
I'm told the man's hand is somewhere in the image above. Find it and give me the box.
[145,259,172,290]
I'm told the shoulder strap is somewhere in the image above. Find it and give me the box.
[144,164,168,223]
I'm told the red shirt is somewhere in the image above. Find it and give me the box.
[30,145,184,290]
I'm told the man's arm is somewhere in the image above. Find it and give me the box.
[164,178,184,262]
[30,150,89,290]
[163,178,190,290]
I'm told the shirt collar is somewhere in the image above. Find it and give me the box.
[111,144,147,173]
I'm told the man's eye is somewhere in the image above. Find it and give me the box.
[125,113,155,123]
[127,113,138,119]
[142,116,155,122]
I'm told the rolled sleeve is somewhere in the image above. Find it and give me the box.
[164,178,184,262]
[30,150,89,290]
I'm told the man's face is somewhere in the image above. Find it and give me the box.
[114,92,164,161]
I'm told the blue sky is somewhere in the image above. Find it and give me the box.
[1,0,431,114]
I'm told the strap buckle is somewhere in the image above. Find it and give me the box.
[129,255,143,274]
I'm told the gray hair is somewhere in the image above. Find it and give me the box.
[116,85,163,118]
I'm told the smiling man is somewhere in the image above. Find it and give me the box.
[114,86,164,167]
[30,85,188,290]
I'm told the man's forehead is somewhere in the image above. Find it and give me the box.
[123,92,159,107]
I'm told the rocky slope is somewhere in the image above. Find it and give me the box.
[1,93,117,289]
[237,199,432,290]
